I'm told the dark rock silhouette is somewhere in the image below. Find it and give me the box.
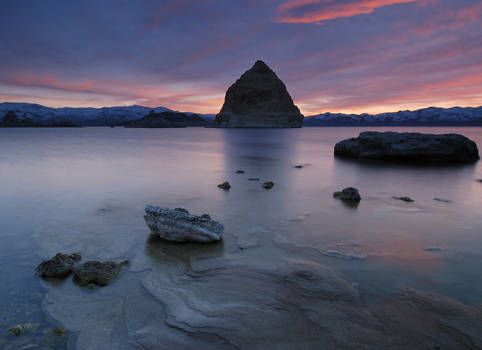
[335,132,479,163]
[125,111,208,128]
[215,60,303,128]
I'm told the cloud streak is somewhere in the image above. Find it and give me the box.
[277,0,418,24]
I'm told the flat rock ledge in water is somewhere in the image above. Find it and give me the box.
[144,206,224,243]
[333,187,361,201]
[73,260,128,287]
[35,252,81,278]
[334,131,479,163]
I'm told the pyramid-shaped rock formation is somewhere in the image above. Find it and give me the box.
[215,60,304,128]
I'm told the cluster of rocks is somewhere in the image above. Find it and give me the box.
[35,252,128,287]
[217,169,275,191]
[332,188,453,205]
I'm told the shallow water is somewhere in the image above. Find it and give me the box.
[1,127,482,349]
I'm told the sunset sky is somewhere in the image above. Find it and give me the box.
[0,0,481,115]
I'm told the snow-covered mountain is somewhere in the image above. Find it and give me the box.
[0,103,176,126]
[2,103,482,127]
[304,106,482,126]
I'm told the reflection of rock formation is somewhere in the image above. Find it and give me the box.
[215,61,303,128]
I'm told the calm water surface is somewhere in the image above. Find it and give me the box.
[1,127,482,349]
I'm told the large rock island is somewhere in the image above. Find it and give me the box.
[334,131,479,163]
[214,60,303,128]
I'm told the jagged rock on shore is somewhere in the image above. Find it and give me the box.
[214,60,304,128]
[333,187,361,201]
[144,206,223,243]
[73,260,129,287]
[334,131,479,163]
[35,252,82,278]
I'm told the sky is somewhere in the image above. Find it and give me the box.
[0,0,481,115]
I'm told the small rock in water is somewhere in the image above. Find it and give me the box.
[333,187,361,201]
[217,181,231,190]
[423,247,444,252]
[434,197,452,203]
[8,324,28,336]
[248,177,260,181]
[477,179,482,183]
[35,252,82,278]
[393,196,414,202]
[73,260,128,287]
[294,165,303,169]
[236,170,245,174]
[51,327,67,337]
[144,206,224,243]
[262,181,274,189]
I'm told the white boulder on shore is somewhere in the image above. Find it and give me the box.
[143,206,223,243]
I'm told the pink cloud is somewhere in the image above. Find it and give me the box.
[277,0,418,23]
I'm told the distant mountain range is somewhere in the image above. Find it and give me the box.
[0,102,215,127]
[1,102,481,127]
[304,106,482,126]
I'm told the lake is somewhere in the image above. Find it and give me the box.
[1,127,482,349]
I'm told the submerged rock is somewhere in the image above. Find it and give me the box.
[8,324,28,336]
[35,252,82,278]
[262,181,274,189]
[235,170,245,174]
[294,165,304,169]
[393,196,414,202]
[423,246,444,252]
[434,197,452,203]
[334,131,479,163]
[248,177,260,181]
[333,187,361,201]
[217,181,231,190]
[73,260,128,287]
[214,60,304,128]
[144,206,223,243]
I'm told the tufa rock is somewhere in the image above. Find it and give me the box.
[333,187,361,201]
[217,181,231,190]
[262,181,274,189]
[73,260,128,287]
[144,206,223,243]
[215,60,303,128]
[8,324,28,337]
[393,196,414,202]
[236,170,245,174]
[334,131,479,163]
[35,252,82,278]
